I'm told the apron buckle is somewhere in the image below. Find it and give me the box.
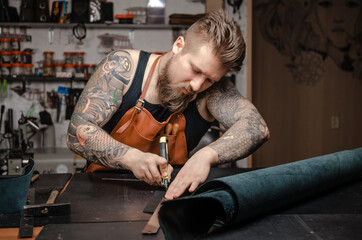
[135,99,145,113]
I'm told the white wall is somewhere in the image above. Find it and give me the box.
[2,0,249,161]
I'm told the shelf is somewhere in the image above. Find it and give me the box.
[0,22,190,30]
[5,75,88,82]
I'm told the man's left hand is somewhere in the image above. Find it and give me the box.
[165,147,218,200]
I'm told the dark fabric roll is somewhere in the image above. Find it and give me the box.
[159,148,362,240]
[0,158,35,214]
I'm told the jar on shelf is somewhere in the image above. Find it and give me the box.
[74,52,85,65]
[43,63,54,76]
[23,63,33,75]
[1,26,10,36]
[74,64,83,73]
[1,51,12,64]
[64,63,75,77]
[0,38,12,51]
[0,63,11,76]
[12,51,23,63]
[126,7,147,24]
[19,27,27,38]
[54,63,64,73]
[11,38,21,51]
[64,52,74,64]
[87,64,96,77]
[43,51,54,65]
[11,63,23,76]
[22,50,33,64]
[35,61,43,75]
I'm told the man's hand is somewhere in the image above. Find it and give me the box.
[165,147,217,200]
[121,148,173,186]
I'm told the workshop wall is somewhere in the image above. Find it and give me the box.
[251,0,362,167]
[1,0,250,159]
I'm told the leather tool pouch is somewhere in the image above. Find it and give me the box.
[111,107,188,165]
[85,107,188,173]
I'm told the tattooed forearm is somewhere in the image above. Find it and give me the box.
[67,116,129,169]
[66,50,135,168]
[207,80,270,164]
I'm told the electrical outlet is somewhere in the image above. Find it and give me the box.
[331,115,340,129]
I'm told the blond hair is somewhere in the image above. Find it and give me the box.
[184,9,245,72]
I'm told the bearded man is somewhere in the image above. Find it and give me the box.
[66,9,270,200]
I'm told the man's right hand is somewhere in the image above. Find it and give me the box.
[121,148,173,186]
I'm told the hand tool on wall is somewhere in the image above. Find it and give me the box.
[227,0,243,19]
[0,105,4,133]
[73,22,86,45]
[1,78,7,97]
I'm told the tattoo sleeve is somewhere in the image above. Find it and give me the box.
[66,50,135,169]
[206,80,270,164]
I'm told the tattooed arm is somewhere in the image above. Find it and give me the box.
[66,50,169,185]
[165,79,269,200]
[207,79,269,163]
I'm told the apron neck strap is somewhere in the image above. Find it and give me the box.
[139,55,161,101]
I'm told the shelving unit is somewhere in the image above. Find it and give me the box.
[0,22,190,44]
[5,75,88,83]
[0,22,189,30]
[1,22,188,84]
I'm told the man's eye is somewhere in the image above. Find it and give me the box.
[192,68,200,74]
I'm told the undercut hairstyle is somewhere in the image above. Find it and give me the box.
[184,9,246,72]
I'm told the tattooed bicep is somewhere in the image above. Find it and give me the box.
[72,51,134,126]
[101,50,134,85]
[206,80,248,128]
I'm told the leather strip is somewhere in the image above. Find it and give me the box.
[142,198,164,235]
[139,55,161,101]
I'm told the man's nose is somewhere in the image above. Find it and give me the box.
[190,76,205,92]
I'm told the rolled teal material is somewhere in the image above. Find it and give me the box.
[0,158,35,214]
[159,148,362,240]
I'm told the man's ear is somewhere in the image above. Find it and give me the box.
[172,36,185,54]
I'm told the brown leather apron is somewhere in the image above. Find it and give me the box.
[86,56,188,172]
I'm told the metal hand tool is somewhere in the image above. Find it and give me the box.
[159,136,170,189]
[18,184,71,238]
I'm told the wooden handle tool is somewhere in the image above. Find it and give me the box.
[46,190,60,204]
[165,123,172,135]
[171,123,179,135]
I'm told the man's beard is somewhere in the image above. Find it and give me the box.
[157,59,197,112]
